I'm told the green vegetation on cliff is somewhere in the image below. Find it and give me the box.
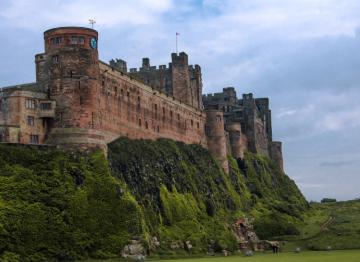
[0,145,144,261]
[0,138,307,260]
[108,138,308,253]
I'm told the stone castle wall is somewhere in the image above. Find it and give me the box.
[0,87,53,144]
[0,26,284,174]
[35,27,206,150]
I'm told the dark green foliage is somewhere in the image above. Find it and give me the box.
[0,138,308,260]
[108,138,308,252]
[0,145,144,261]
[321,198,337,203]
[254,213,300,239]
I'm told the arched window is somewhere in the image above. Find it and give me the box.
[137,96,141,110]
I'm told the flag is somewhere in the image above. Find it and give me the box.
[176,32,180,36]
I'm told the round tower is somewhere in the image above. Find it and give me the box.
[42,27,104,149]
[225,122,245,159]
[205,109,229,173]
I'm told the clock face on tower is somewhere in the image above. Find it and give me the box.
[90,38,97,49]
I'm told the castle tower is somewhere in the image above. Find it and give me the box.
[270,141,284,172]
[171,52,192,106]
[38,27,104,149]
[225,122,246,159]
[205,109,229,173]
[189,64,203,109]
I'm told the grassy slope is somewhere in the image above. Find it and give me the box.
[108,138,308,255]
[282,200,360,251]
[0,137,308,260]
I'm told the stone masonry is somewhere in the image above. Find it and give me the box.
[0,27,284,173]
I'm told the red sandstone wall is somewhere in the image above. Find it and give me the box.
[96,62,206,145]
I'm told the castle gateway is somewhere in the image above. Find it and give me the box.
[0,27,283,173]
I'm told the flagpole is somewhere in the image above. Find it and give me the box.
[176,33,178,54]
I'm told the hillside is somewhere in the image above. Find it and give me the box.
[281,200,360,251]
[0,138,307,261]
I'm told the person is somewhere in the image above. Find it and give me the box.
[271,242,279,253]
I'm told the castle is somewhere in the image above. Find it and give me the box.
[0,27,283,173]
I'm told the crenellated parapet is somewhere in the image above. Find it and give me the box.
[0,25,285,175]
[117,52,203,110]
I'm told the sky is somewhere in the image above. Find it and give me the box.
[0,0,359,201]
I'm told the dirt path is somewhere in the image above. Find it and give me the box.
[320,216,335,231]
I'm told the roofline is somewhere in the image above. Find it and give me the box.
[44,27,97,35]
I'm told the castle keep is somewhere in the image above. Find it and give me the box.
[0,27,283,173]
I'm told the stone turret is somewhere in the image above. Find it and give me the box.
[171,52,192,105]
[270,141,284,172]
[225,122,245,159]
[205,109,229,173]
[39,27,105,149]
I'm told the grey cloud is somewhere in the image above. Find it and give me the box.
[320,160,358,167]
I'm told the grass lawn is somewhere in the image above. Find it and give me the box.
[152,250,360,262]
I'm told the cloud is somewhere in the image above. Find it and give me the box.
[0,0,172,29]
[320,160,358,167]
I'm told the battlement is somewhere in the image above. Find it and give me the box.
[171,52,188,65]
[109,58,127,73]
[127,58,200,74]
[0,25,284,174]
[242,93,254,100]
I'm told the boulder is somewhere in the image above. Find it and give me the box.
[121,239,145,259]
[294,247,301,253]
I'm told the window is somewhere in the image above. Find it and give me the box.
[177,113,180,121]
[216,116,222,122]
[0,133,3,142]
[52,55,59,64]
[50,37,62,45]
[27,116,35,126]
[40,103,52,110]
[138,118,142,127]
[205,125,210,136]
[197,122,200,129]
[137,96,141,110]
[25,99,36,109]
[145,121,149,129]
[157,126,160,133]
[70,36,78,44]
[69,70,75,78]
[30,135,39,144]
[78,36,85,44]
[191,119,194,127]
